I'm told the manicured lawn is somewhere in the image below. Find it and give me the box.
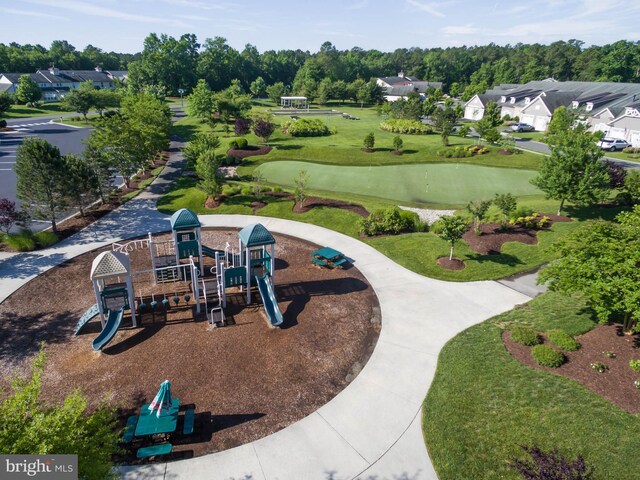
[602,150,640,163]
[422,292,640,480]
[2,102,75,119]
[255,161,541,206]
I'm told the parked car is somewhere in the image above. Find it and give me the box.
[597,138,630,152]
[509,123,535,132]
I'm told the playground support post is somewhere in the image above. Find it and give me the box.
[93,278,106,328]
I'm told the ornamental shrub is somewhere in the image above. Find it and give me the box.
[3,230,36,251]
[360,207,415,236]
[282,118,332,137]
[630,359,640,373]
[531,345,566,367]
[509,212,550,229]
[229,137,248,150]
[510,325,541,346]
[33,231,58,248]
[380,119,431,135]
[547,329,580,351]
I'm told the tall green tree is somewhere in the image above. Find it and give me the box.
[545,106,576,142]
[64,154,99,216]
[188,79,214,123]
[0,91,13,116]
[83,143,114,202]
[294,170,310,207]
[249,76,267,98]
[15,75,41,105]
[194,149,222,202]
[484,101,502,127]
[62,81,94,122]
[266,82,286,104]
[0,347,120,480]
[181,132,221,169]
[431,104,459,146]
[530,125,610,215]
[539,206,640,333]
[14,138,67,233]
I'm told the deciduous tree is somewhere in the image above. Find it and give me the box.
[0,91,13,116]
[188,79,214,123]
[539,206,640,333]
[431,105,458,146]
[15,75,41,105]
[530,125,609,214]
[437,215,469,260]
[294,170,309,207]
[65,154,99,216]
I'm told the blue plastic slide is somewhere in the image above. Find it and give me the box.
[92,308,124,351]
[74,304,100,336]
[254,274,283,327]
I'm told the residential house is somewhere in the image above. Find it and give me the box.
[0,66,126,101]
[464,79,640,145]
[377,71,442,102]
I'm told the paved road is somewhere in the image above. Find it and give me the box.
[514,137,640,169]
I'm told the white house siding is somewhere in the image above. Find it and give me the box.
[464,96,485,120]
[605,115,640,144]
[534,116,550,131]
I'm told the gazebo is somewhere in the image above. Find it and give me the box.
[90,251,136,327]
[280,96,308,110]
[238,223,276,304]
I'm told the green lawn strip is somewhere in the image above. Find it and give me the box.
[255,161,540,206]
[121,166,165,202]
[423,292,639,480]
[2,102,75,119]
[602,150,640,163]
[172,106,542,170]
[52,114,101,127]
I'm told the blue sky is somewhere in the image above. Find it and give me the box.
[0,0,638,53]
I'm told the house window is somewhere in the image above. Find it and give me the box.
[510,97,515,104]
[525,97,531,105]
[586,103,593,112]
[572,101,579,109]
[500,96,506,103]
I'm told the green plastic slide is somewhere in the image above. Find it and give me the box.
[254,274,283,327]
[92,308,124,351]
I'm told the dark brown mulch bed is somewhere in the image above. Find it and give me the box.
[227,146,272,160]
[498,149,513,155]
[205,196,222,209]
[251,200,267,212]
[503,325,640,413]
[437,256,465,270]
[361,148,374,153]
[291,196,369,217]
[0,230,380,460]
[464,214,572,255]
[391,151,403,156]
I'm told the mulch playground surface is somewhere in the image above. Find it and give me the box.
[504,325,640,413]
[0,229,380,461]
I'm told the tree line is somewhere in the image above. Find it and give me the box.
[4,37,640,99]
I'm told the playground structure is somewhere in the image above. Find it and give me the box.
[76,209,285,350]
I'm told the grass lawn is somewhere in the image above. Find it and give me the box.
[173,103,543,171]
[255,161,540,206]
[602,150,640,163]
[2,102,75,119]
[422,292,640,479]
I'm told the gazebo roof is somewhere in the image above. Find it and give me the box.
[238,223,275,247]
[90,251,131,280]
[170,208,200,231]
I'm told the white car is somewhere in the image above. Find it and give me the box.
[598,138,630,152]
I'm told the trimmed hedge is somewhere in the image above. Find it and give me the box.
[282,118,333,137]
[380,119,431,135]
[360,207,416,236]
[531,345,566,368]
[509,325,541,346]
[547,329,580,351]
[229,138,248,150]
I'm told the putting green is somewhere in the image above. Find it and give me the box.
[256,161,541,205]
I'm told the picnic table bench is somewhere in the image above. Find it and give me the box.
[136,443,172,459]
[311,247,348,268]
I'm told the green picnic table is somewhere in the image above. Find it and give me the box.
[312,247,348,268]
[135,398,180,437]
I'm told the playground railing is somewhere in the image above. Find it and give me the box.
[112,238,151,254]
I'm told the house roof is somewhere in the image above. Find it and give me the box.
[0,69,120,85]
[90,251,131,280]
[379,76,421,86]
[170,208,201,231]
[238,223,275,247]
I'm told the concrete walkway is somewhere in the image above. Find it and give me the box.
[0,128,533,480]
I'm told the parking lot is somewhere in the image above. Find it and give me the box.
[0,119,92,228]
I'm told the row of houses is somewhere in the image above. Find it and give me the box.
[376,72,442,102]
[464,79,640,146]
[0,66,127,101]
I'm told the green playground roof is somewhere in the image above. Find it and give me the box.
[238,223,275,247]
[170,208,200,230]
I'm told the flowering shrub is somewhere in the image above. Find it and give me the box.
[437,145,490,158]
[630,359,640,373]
[380,119,431,135]
[590,362,607,373]
[509,212,551,229]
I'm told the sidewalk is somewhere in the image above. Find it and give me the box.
[0,125,533,480]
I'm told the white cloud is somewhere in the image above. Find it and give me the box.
[346,0,368,10]
[1,7,68,20]
[317,30,364,39]
[441,24,479,35]
[23,0,191,27]
[405,0,446,17]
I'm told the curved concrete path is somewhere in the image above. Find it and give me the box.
[0,132,532,480]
